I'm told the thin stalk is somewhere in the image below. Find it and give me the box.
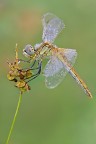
[6,92,22,144]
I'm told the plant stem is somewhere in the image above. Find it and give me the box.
[6,92,22,144]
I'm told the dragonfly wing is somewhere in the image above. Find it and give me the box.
[43,55,68,89]
[63,48,77,67]
[43,48,77,89]
[42,13,65,43]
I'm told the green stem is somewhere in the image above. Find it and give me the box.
[6,92,22,144]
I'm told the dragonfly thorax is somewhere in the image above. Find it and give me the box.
[34,43,42,51]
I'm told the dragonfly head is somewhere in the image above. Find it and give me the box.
[23,44,35,57]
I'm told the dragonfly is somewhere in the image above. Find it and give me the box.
[23,13,92,98]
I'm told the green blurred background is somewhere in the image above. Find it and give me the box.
[0,0,96,144]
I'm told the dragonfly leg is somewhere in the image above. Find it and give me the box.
[30,60,36,68]
[26,61,42,83]
[18,60,37,71]
[18,58,31,63]
[26,60,40,70]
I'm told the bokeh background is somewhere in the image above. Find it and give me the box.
[0,0,96,144]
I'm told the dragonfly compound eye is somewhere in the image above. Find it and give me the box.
[23,44,34,57]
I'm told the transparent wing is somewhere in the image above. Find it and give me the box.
[43,48,77,89]
[63,48,77,66]
[42,13,65,43]
[43,56,67,89]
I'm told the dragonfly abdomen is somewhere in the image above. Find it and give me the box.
[69,67,92,98]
